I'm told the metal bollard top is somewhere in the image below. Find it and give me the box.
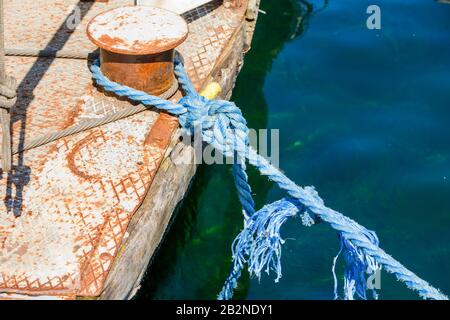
[87,6,188,55]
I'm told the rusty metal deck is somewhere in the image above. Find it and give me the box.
[0,0,247,297]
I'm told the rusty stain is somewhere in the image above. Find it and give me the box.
[144,113,179,148]
[66,131,105,180]
[0,0,248,298]
[99,49,176,96]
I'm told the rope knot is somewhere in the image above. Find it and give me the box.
[178,94,211,133]
[178,93,249,157]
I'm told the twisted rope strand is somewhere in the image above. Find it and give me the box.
[5,47,95,60]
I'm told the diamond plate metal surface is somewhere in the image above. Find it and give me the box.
[180,0,244,89]
[0,0,247,297]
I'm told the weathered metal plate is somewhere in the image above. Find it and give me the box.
[0,0,247,297]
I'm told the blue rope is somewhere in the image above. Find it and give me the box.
[90,58,448,300]
[219,198,303,300]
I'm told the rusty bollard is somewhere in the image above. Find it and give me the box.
[87,6,188,97]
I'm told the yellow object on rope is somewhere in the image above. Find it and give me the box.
[200,82,222,100]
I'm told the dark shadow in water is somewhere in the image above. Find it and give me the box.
[136,0,318,300]
[2,1,94,217]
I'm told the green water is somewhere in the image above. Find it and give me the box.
[136,0,450,300]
